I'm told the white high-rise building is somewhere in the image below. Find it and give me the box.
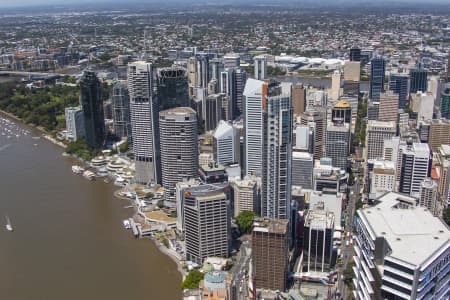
[213,120,239,166]
[370,160,396,194]
[261,82,292,219]
[254,55,267,80]
[353,192,450,300]
[419,178,440,216]
[159,107,198,206]
[65,106,85,142]
[366,120,396,160]
[128,61,160,185]
[233,176,259,217]
[399,143,432,197]
[244,78,265,176]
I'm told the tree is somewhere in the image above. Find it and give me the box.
[181,270,204,289]
[444,207,450,226]
[235,210,257,235]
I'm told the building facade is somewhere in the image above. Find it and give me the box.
[111,82,131,140]
[159,107,198,206]
[80,70,105,149]
[128,61,160,185]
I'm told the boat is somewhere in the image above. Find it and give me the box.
[82,170,96,180]
[5,215,13,232]
[72,165,85,174]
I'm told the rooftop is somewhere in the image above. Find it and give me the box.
[253,218,289,234]
[334,100,351,108]
[359,192,450,267]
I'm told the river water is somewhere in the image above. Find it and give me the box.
[0,115,181,300]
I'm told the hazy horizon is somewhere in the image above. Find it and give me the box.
[0,0,449,9]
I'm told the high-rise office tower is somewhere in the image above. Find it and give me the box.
[331,100,352,125]
[254,55,267,80]
[410,65,428,93]
[111,82,131,140]
[294,124,314,154]
[187,57,197,97]
[369,56,386,101]
[326,122,351,170]
[213,120,239,166]
[399,143,432,196]
[205,93,228,131]
[292,83,306,116]
[300,109,326,160]
[436,145,450,208]
[65,106,85,142]
[156,67,189,111]
[209,58,224,92]
[378,91,399,123]
[220,68,247,118]
[440,87,450,119]
[292,151,313,189]
[128,61,160,185]
[366,120,396,160]
[232,176,258,217]
[330,70,341,101]
[388,74,409,109]
[184,183,230,264]
[344,61,361,82]
[354,192,450,300]
[303,205,335,273]
[419,178,440,216]
[159,107,198,206]
[196,54,209,89]
[244,78,265,176]
[428,119,450,152]
[252,218,289,292]
[349,47,361,62]
[80,70,105,149]
[223,53,240,69]
[261,82,293,219]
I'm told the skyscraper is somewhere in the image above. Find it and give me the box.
[205,93,228,131]
[252,218,289,292]
[184,184,230,264]
[366,120,396,160]
[261,82,293,219]
[349,47,361,62]
[300,109,326,160]
[388,74,409,109]
[325,122,351,170]
[65,106,85,142]
[233,176,258,217]
[399,143,432,196]
[111,82,131,140]
[80,70,105,149]
[410,65,428,93]
[156,66,189,111]
[213,120,239,166]
[440,87,450,119]
[128,61,160,185]
[159,107,198,206]
[369,56,386,101]
[243,79,265,176]
[292,151,313,189]
[378,91,399,123]
[353,192,450,300]
[220,68,247,118]
[419,178,440,216]
[428,119,450,152]
[254,55,267,80]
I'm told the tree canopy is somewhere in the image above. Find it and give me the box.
[181,270,204,290]
[235,210,257,235]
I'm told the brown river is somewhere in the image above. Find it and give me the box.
[0,114,181,300]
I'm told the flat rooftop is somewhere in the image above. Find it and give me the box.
[253,218,289,234]
[359,192,450,267]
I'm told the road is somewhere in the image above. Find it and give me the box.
[336,158,361,299]
[231,236,251,300]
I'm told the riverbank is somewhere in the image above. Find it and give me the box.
[2,109,186,286]
[114,188,187,280]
